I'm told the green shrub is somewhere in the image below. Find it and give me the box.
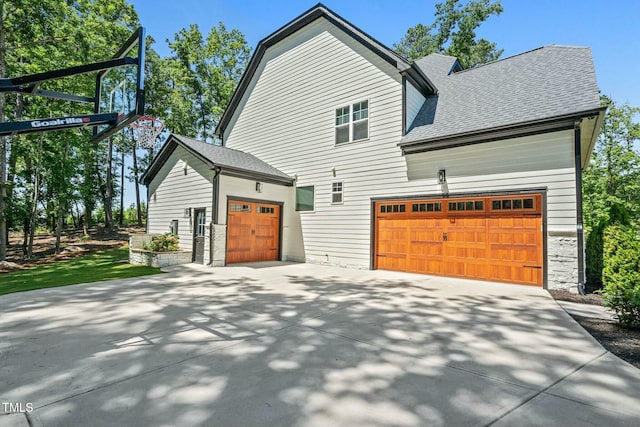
[586,222,605,290]
[143,233,180,252]
[586,204,632,292]
[600,225,640,328]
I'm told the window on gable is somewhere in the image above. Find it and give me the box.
[335,100,369,144]
[296,186,314,212]
[332,181,343,204]
[352,101,368,140]
[335,106,350,144]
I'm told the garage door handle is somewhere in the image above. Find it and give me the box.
[524,265,542,269]
[442,233,447,241]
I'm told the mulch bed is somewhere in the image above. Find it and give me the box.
[548,289,605,306]
[548,289,640,369]
[571,315,640,369]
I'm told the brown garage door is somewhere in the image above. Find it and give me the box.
[226,200,281,264]
[374,194,543,286]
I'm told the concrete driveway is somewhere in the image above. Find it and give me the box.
[1,263,639,427]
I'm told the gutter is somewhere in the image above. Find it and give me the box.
[574,121,586,295]
[399,108,606,155]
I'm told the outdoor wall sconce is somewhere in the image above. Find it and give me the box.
[182,160,188,175]
[438,169,446,184]
[256,182,263,193]
[183,208,191,218]
[331,167,336,177]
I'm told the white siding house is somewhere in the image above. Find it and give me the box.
[147,145,214,261]
[144,4,604,291]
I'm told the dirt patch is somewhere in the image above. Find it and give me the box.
[1,226,146,273]
[0,261,24,272]
[549,290,639,369]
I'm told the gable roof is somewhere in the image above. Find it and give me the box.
[215,3,436,139]
[401,45,604,151]
[141,134,293,186]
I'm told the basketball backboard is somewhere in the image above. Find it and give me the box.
[0,27,145,141]
[93,27,146,143]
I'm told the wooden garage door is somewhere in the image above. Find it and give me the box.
[374,194,543,286]
[226,200,280,264]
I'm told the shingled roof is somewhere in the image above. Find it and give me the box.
[401,45,603,148]
[141,134,293,186]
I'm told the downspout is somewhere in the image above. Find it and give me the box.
[209,167,222,265]
[574,121,586,295]
[145,183,150,234]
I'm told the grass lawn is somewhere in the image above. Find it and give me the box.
[0,245,162,296]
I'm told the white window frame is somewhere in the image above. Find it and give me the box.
[331,181,343,205]
[335,99,369,145]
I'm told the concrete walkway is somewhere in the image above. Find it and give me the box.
[1,263,639,427]
[556,299,618,321]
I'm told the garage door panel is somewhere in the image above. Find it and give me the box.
[227,200,280,264]
[377,254,407,271]
[375,194,543,286]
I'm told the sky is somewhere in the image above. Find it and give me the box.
[124,0,640,208]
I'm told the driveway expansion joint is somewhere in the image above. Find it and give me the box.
[483,350,608,426]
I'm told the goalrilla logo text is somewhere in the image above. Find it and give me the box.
[30,117,91,128]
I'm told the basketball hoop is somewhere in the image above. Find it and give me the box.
[130,116,165,148]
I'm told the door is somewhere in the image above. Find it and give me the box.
[374,194,543,286]
[193,208,206,263]
[226,200,281,264]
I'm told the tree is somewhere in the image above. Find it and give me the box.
[1,0,140,259]
[582,96,640,231]
[0,0,71,260]
[394,0,503,68]
[166,22,250,141]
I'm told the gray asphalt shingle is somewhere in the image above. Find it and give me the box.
[402,45,601,145]
[173,134,292,181]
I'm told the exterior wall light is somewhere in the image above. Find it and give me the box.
[256,182,263,193]
[438,169,446,184]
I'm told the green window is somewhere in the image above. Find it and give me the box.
[296,186,314,211]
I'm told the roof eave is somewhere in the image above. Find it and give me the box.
[142,134,293,187]
[399,108,606,155]
[402,63,438,96]
[582,106,607,169]
[141,134,216,186]
[219,166,294,186]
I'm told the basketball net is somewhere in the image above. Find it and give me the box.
[130,116,165,148]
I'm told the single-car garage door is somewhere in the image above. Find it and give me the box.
[226,199,281,264]
[374,194,543,286]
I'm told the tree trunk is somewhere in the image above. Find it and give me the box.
[83,199,91,235]
[55,140,70,254]
[199,91,207,140]
[0,7,7,261]
[28,136,44,259]
[104,137,114,229]
[55,202,64,254]
[22,213,29,258]
[6,94,23,247]
[132,143,142,226]
[119,149,124,226]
